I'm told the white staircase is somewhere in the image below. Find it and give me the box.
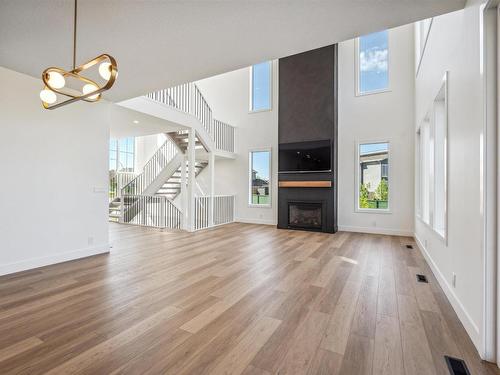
[156,160,208,200]
[111,82,236,231]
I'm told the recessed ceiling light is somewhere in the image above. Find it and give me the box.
[133,120,139,124]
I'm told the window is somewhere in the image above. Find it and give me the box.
[109,137,135,172]
[250,61,272,111]
[119,137,135,172]
[109,139,118,172]
[418,73,447,240]
[357,142,389,211]
[249,150,271,206]
[415,19,433,74]
[356,30,389,95]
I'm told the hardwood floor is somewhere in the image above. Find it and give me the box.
[0,222,498,374]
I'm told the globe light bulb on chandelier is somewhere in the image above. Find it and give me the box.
[39,0,117,110]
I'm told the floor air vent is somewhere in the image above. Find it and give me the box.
[445,356,471,375]
[416,274,428,283]
[406,244,413,249]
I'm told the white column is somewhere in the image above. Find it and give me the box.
[208,151,215,227]
[180,155,187,230]
[187,129,196,231]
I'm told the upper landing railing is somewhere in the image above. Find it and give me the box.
[146,83,235,153]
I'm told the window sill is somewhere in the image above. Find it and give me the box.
[248,203,272,209]
[248,108,272,114]
[416,216,447,244]
[355,208,392,215]
[355,88,391,97]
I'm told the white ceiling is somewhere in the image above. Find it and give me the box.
[108,103,185,139]
[0,0,464,102]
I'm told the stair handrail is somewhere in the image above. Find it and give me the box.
[121,138,178,196]
[146,83,235,153]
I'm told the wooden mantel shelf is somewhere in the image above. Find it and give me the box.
[279,180,332,188]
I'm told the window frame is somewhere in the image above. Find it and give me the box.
[355,140,392,214]
[110,137,135,172]
[355,31,391,97]
[249,61,273,113]
[109,139,118,171]
[248,148,272,208]
[415,18,433,77]
[417,72,448,243]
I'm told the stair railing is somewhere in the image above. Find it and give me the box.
[191,84,213,136]
[147,83,236,153]
[123,195,182,229]
[213,119,235,153]
[194,195,235,231]
[121,138,178,196]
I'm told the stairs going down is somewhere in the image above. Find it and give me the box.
[109,197,121,222]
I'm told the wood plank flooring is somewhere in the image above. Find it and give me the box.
[0,222,498,374]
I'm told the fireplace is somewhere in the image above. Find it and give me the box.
[288,202,323,230]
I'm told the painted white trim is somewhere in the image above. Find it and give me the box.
[416,72,449,244]
[414,233,482,351]
[483,1,499,363]
[0,244,110,277]
[235,217,276,226]
[248,147,272,208]
[415,18,434,77]
[355,140,391,212]
[338,225,412,237]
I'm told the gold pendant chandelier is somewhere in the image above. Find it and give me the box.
[40,0,117,110]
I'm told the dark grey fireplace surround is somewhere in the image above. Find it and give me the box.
[277,44,338,233]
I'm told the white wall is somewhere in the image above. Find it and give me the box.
[338,24,415,236]
[0,67,109,276]
[414,1,486,354]
[196,63,279,225]
[134,133,167,171]
[195,27,415,229]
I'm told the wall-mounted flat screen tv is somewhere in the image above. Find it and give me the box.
[279,140,331,173]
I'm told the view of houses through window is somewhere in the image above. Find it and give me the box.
[249,150,271,206]
[358,142,389,210]
[357,30,389,95]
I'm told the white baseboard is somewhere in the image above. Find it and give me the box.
[338,225,413,237]
[414,234,482,354]
[0,244,110,277]
[235,217,276,226]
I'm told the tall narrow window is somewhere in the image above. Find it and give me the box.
[420,119,431,224]
[109,139,118,172]
[250,61,272,111]
[110,137,135,172]
[249,150,271,206]
[118,137,135,172]
[356,30,389,95]
[433,86,446,237]
[415,18,433,73]
[357,142,389,211]
[109,139,118,200]
[418,73,447,240]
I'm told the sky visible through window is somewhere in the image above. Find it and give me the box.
[252,151,270,180]
[252,62,271,111]
[109,137,134,171]
[360,142,388,156]
[359,30,389,93]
